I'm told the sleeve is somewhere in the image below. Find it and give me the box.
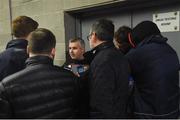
[90,62,116,118]
[0,58,12,81]
[0,83,12,118]
[125,49,141,75]
[0,59,6,81]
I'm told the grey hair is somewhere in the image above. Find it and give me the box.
[69,37,85,49]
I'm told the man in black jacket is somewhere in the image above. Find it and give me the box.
[63,38,91,118]
[87,19,129,118]
[0,16,38,81]
[0,28,78,118]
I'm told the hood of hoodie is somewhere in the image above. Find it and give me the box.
[137,34,168,48]
[131,21,161,46]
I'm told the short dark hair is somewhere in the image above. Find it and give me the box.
[114,26,132,54]
[91,19,114,41]
[69,37,85,49]
[28,28,56,54]
[12,16,38,38]
[114,26,132,44]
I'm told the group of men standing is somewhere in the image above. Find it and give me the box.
[0,16,179,118]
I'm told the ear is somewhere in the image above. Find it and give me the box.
[113,39,120,49]
[82,47,85,53]
[27,45,30,54]
[128,33,136,48]
[50,48,56,59]
[91,32,97,42]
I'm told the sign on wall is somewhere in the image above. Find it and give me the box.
[153,11,179,32]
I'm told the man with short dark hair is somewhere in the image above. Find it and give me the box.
[0,28,78,118]
[63,38,87,70]
[0,16,38,81]
[114,26,132,54]
[63,38,90,118]
[87,19,129,118]
[69,38,85,60]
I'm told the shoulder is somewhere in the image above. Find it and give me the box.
[95,47,125,62]
[0,48,27,62]
[0,49,12,59]
[92,48,128,69]
[51,65,77,77]
[0,49,15,70]
[2,64,78,87]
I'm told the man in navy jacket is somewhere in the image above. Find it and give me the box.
[126,21,179,118]
[0,16,38,81]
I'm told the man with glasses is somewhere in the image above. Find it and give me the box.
[87,19,130,118]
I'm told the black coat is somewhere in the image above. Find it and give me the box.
[89,42,129,118]
[0,39,28,81]
[126,35,180,118]
[0,56,79,118]
[63,58,91,118]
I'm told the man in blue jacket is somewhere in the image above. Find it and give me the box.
[0,16,38,81]
[126,21,179,118]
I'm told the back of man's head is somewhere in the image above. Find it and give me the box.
[114,26,132,54]
[91,19,114,42]
[12,16,38,38]
[28,28,56,55]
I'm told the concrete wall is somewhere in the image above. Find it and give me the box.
[0,0,12,52]
[0,0,123,66]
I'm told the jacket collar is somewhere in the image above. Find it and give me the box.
[91,41,114,55]
[25,55,53,67]
[69,59,88,64]
[6,39,28,49]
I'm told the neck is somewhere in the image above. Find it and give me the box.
[15,36,27,40]
[95,40,106,47]
[29,53,53,59]
[78,56,84,60]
